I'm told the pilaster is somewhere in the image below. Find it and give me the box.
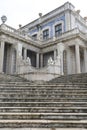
[65,11,71,31]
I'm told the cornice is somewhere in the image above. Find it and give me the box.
[0,27,41,48]
[0,26,86,50]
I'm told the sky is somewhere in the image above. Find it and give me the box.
[0,0,87,29]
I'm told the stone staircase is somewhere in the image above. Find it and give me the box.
[49,73,87,83]
[0,73,87,128]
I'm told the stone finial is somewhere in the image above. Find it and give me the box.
[26,57,31,65]
[1,15,7,24]
[76,10,80,14]
[39,13,42,17]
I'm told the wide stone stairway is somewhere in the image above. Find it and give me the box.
[0,73,87,128]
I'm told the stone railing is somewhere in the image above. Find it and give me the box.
[0,24,17,33]
[75,13,87,26]
[0,24,34,41]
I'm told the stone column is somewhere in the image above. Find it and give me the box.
[84,48,87,72]
[24,48,27,60]
[0,41,5,73]
[75,44,81,73]
[54,50,57,61]
[36,53,39,68]
[16,43,22,74]
[40,53,43,68]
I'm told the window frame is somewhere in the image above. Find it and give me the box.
[55,23,62,36]
[53,20,64,37]
[43,29,49,40]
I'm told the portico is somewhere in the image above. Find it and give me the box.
[0,13,87,81]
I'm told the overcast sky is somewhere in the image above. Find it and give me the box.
[0,0,87,29]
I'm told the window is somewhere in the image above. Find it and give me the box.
[55,24,62,36]
[43,29,49,40]
[32,34,37,39]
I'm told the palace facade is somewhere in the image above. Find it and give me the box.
[0,2,87,81]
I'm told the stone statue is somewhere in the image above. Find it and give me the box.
[26,57,31,65]
[48,57,54,65]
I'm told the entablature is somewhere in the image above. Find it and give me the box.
[0,24,87,51]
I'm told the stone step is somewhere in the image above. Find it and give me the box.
[0,82,87,86]
[0,102,87,107]
[0,93,87,98]
[0,82,87,87]
[0,92,83,96]
[1,83,87,86]
[51,79,87,83]
[0,81,32,83]
[0,113,87,120]
[1,89,87,94]
[0,119,87,128]
[1,93,87,99]
[0,97,87,102]
[0,78,27,82]
[1,86,87,90]
[49,73,87,83]
[0,73,87,128]
[0,107,86,113]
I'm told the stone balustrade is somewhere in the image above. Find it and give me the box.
[75,13,87,26]
[0,24,17,33]
[0,24,34,41]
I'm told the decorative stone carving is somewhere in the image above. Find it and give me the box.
[1,15,7,24]
[26,57,31,65]
[48,57,54,65]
